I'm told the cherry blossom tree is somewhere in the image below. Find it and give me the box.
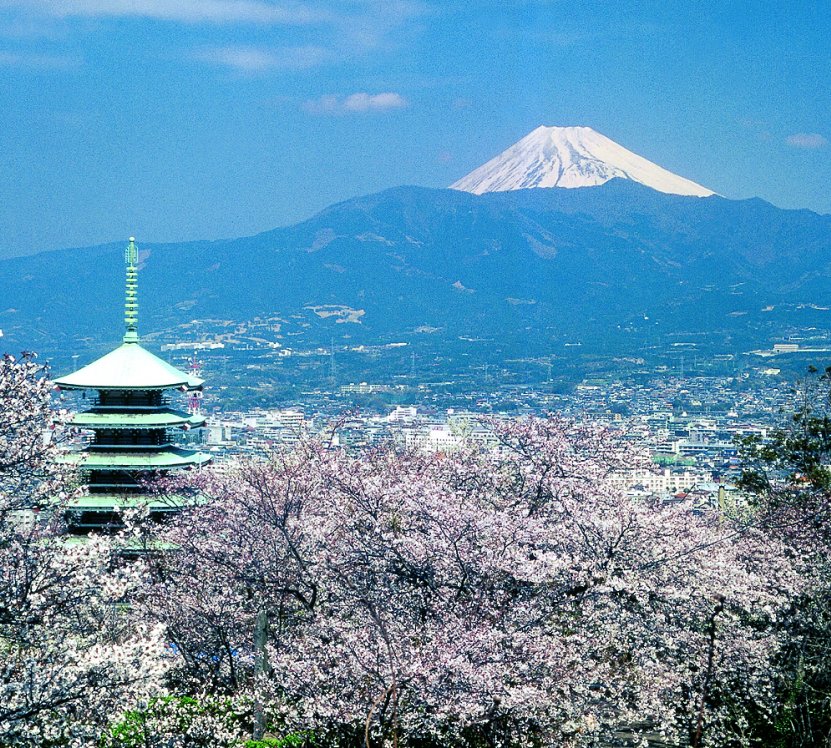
[151,417,800,747]
[0,352,67,515]
[0,353,169,747]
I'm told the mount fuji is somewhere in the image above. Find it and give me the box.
[451,125,715,198]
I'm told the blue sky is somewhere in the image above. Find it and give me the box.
[0,0,829,258]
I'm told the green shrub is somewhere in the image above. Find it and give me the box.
[100,695,249,748]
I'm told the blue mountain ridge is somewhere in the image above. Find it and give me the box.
[2,180,830,380]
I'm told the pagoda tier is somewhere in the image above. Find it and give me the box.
[56,384,210,533]
[54,238,211,534]
[70,407,206,430]
[55,343,203,390]
[64,444,212,470]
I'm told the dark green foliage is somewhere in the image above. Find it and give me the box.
[243,732,315,748]
[746,590,831,748]
[99,695,249,748]
[100,697,321,748]
[738,366,831,496]
[738,367,831,746]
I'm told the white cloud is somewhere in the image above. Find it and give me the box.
[2,0,326,25]
[786,132,828,149]
[303,91,408,114]
[194,44,331,72]
[343,92,407,111]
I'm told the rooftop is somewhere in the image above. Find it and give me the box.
[59,445,211,469]
[54,342,203,391]
[70,407,205,429]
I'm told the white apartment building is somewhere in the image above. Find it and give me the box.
[610,468,715,495]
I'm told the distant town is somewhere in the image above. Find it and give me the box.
[93,359,802,515]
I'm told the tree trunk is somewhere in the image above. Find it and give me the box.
[253,606,269,740]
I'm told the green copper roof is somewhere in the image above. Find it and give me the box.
[60,446,211,469]
[54,342,203,390]
[67,494,198,510]
[70,408,206,429]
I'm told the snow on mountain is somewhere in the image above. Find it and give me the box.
[451,125,715,198]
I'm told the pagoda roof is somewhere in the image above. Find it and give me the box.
[66,494,199,510]
[54,342,203,391]
[60,446,211,469]
[70,408,206,430]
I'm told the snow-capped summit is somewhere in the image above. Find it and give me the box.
[450,125,714,198]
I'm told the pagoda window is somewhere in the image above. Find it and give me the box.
[66,511,123,534]
[93,430,166,447]
[98,390,163,408]
[87,470,141,490]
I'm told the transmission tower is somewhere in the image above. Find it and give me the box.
[187,351,204,415]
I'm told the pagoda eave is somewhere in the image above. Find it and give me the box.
[60,448,211,470]
[70,409,206,429]
[66,493,203,511]
[54,342,204,391]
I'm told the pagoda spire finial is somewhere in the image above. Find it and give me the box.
[123,236,139,343]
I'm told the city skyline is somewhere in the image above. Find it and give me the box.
[0,0,829,258]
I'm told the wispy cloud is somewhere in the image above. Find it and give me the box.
[303,91,408,114]
[0,1,433,77]
[786,132,828,149]
[0,49,79,68]
[193,44,331,72]
[736,117,773,143]
[333,0,428,51]
[2,0,326,25]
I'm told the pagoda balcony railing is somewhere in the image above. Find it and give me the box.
[87,406,177,414]
[69,438,194,454]
[84,470,156,483]
[71,433,179,448]
[87,442,178,451]
[88,396,174,409]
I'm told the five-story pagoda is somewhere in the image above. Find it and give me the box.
[54,237,210,533]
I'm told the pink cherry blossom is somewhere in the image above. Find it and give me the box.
[147,418,801,747]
